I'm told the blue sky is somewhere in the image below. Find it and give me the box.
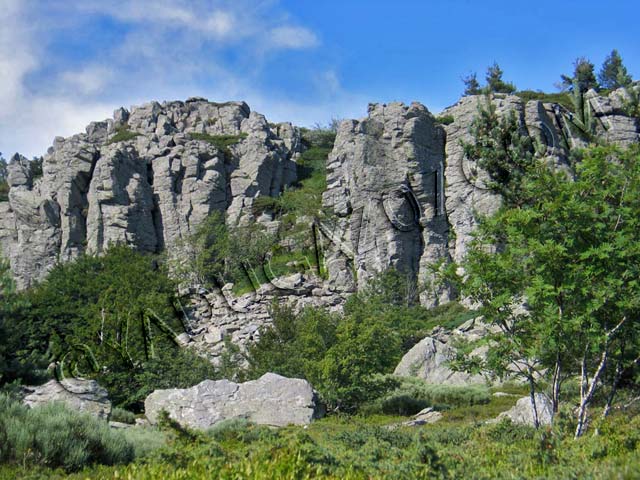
[1,0,639,157]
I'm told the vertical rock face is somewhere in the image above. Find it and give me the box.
[1,91,637,300]
[320,92,639,301]
[322,102,450,303]
[1,99,301,288]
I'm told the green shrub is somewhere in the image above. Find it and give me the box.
[435,114,455,125]
[7,246,217,411]
[516,90,574,111]
[0,181,8,202]
[368,376,491,415]
[110,407,136,424]
[189,132,248,158]
[106,125,140,144]
[0,394,134,471]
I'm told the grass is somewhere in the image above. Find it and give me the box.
[189,132,248,158]
[2,384,640,479]
[0,394,135,472]
[106,125,140,145]
[0,180,8,202]
[6,405,636,480]
[516,90,574,111]
[435,114,455,125]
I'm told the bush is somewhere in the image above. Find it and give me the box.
[0,181,8,202]
[106,124,140,144]
[7,246,218,411]
[189,133,247,159]
[366,376,491,415]
[110,407,136,424]
[0,394,134,471]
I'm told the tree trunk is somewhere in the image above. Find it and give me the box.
[528,366,540,429]
[575,348,608,438]
[551,355,562,414]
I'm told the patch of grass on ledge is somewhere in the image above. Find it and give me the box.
[106,124,141,145]
[516,90,574,111]
[0,180,8,202]
[435,114,455,125]
[190,132,248,153]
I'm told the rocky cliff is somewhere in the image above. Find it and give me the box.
[0,98,300,289]
[1,90,638,359]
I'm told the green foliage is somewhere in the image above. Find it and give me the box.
[17,409,639,479]
[462,96,538,206]
[598,49,632,90]
[366,376,491,415]
[515,90,574,111]
[248,304,338,385]
[189,132,248,158]
[0,394,134,472]
[485,62,516,94]
[246,269,473,412]
[435,114,454,125]
[109,407,136,424]
[462,72,481,95]
[7,246,216,410]
[560,57,599,93]
[256,127,334,221]
[447,144,640,436]
[176,210,279,294]
[106,125,140,144]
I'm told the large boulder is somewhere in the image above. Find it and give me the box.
[496,393,553,427]
[22,378,112,419]
[144,373,323,429]
[393,317,493,386]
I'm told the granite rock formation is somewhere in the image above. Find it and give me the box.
[0,99,300,289]
[22,378,112,419]
[144,372,322,428]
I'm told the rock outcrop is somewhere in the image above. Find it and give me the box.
[393,317,494,385]
[1,91,638,361]
[183,273,349,365]
[496,393,554,427]
[320,90,639,298]
[22,378,112,419]
[0,99,300,289]
[144,372,322,429]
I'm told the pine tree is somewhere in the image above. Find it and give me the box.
[560,57,599,93]
[599,49,632,89]
[462,72,481,95]
[485,62,516,94]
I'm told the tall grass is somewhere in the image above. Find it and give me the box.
[0,394,134,471]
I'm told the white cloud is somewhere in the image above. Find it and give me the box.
[269,26,319,49]
[60,66,115,96]
[0,1,359,159]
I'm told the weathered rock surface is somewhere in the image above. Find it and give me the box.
[1,99,300,288]
[22,379,112,419]
[403,407,443,426]
[393,317,494,385]
[184,273,350,365]
[144,372,322,429]
[496,393,554,427]
[1,91,638,361]
[322,102,450,303]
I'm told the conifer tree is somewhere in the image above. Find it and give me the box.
[485,62,516,94]
[462,72,481,95]
[599,49,632,89]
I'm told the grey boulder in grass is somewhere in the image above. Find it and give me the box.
[144,372,323,429]
[22,378,112,419]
